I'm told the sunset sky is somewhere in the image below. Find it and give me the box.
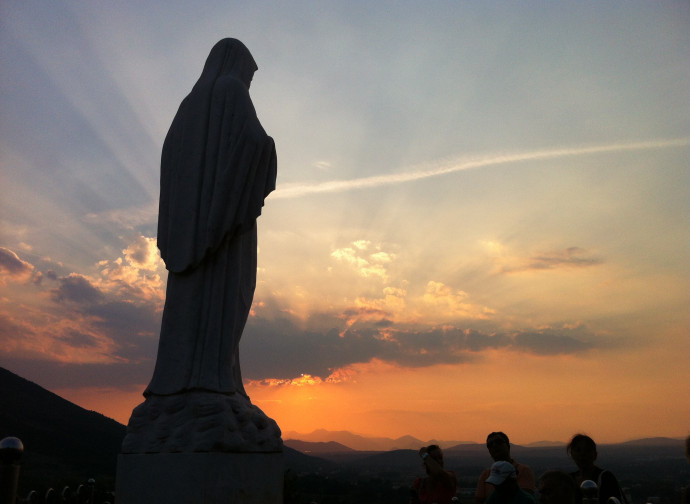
[1,2,689,446]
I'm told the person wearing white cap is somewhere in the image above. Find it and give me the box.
[485,461,536,504]
[475,432,535,504]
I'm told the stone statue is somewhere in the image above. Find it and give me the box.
[121,38,281,454]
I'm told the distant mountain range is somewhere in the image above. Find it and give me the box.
[283,428,686,453]
[282,428,569,451]
[283,428,477,451]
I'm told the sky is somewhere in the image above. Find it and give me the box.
[1,1,689,446]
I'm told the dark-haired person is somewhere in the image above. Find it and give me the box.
[567,434,627,504]
[475,432,535,504]
[410,445,458,504]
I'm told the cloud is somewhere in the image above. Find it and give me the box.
[0,247,34,285]
[57,329,103,349]
[122,235,160,271]
[0,291,160,383]
[248,373,328,388]
[0,306,120,364]
[487,245,603,274]
[241,301,599,384]
[344,288,406,326]
[96,234,165,305]
[422,281,496,320]
[1,237,163,380]
[331,241,396,282]
[45,242,163,362]
[51,274,105,304]
[0,310,34,348]
[312,161,331,171]
[272,138,690,199]
[513,330,592,355]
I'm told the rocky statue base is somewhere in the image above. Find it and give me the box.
[116,391,283,503]
[121,391,282,453]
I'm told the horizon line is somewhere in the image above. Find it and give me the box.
[281,428,686,446]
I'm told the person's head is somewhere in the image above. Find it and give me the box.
[538,470,577,504]
[486,461,517,489]
[567,434,597,469]
[422,444,444,472]
[486,431,511,461]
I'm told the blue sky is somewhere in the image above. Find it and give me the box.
[1,1,688,443]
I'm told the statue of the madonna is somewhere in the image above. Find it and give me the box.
[122,39,281,453]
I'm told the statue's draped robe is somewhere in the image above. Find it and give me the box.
[146,39,276,397]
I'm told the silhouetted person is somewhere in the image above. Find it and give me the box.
[410,444,458,504]
[485,461,536,504]
[567,434,626,504]
[682,435,690,504]
[475,432,535,504]
[538,470,577,504]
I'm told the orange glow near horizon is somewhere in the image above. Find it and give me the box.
[250,347,690,444]
[54,342,689,446]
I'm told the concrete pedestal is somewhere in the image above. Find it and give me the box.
[116,452,283,504]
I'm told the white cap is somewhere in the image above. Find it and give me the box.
[486,461,517,485]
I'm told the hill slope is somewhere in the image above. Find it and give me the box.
[0,366,127,491]
[284,439,356,454]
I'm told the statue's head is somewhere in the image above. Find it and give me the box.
[202,38,258,88]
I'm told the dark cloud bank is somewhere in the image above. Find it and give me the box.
[2,251,601,391]
[240,315,597,380]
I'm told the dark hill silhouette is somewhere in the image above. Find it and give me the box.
[618,436,684,447]
[525,440,564,447]
[284,446,339,476]
[0,366,127,492]
[284,439,355,454]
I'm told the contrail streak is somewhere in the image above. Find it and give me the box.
[272,138,689,199]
